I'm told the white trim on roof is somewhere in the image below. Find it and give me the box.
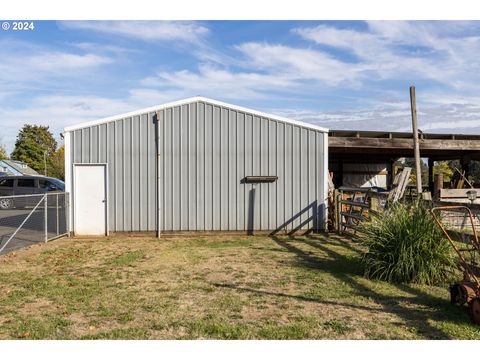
[63,96,329,133]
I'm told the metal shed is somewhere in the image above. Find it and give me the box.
[64,97,329,236]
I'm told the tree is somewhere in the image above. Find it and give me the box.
[11,125,57,174]
[403,158,428,186]
[48,145,65,180]
[0,145,7,160]
[0,136,7,160]
[433,161,454,183]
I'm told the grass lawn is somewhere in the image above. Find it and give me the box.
[0,233,479,339]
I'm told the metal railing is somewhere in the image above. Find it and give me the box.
[0,192,69,255]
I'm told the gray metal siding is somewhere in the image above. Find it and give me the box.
[159,101,326,232]
[70,112,158,232]
[69,100,327,233]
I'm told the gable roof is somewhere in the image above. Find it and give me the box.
[63,96,328,133]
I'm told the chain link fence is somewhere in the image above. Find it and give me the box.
[0,192,69,255]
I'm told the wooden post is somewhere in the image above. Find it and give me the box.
[461,156,471,179]
[338,160,344,187]
[428,158,434,193]
[388,160,394,190]
[434,173,443,199]
[410,86,423,197]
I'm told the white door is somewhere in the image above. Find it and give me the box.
[74,164,107,235]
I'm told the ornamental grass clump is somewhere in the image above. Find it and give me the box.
[359,200,455,285]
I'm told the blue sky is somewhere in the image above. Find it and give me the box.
[2,20,480,151]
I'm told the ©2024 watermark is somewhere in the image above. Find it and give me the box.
[2,21,35,31]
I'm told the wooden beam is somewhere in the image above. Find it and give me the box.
[328,137,480,151]
[440,188,475,198]
[342,170,389,175]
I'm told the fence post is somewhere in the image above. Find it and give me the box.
[44,194,48,242]
[337,189,343,234]
[56,193,59,237]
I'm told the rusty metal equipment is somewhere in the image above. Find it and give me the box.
[431,205,480,324]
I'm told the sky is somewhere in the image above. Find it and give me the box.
[2,20,480,152]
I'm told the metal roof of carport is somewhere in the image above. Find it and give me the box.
[63,96,329,133]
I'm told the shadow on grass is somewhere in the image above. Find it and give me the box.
[268,233,472,339]
[213,282,392,314]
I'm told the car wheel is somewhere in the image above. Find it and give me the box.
[0,198,13,210]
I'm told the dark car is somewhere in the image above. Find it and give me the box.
[0,175,65,209]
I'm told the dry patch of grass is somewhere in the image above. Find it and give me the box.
[0,233,479,339]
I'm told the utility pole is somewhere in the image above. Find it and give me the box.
[410,86,422,197]
[44,150,47,176]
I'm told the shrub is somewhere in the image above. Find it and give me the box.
[358,200,455,285]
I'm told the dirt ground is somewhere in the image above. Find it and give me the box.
[0,233,479,339]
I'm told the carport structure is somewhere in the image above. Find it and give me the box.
[329,130,480,191]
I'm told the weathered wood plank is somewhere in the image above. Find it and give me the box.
[328,137,480,151]
[440,188,478,198]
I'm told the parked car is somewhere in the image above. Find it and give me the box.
[0,175,65,209]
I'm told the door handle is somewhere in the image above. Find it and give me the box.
[102,199,106,203]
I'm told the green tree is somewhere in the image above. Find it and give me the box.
[403,158,428,186]
[433,161,454,183]
[11,125,57,174]
[0,145,7,160]
[0,136,7,160]
[48,145,65,180]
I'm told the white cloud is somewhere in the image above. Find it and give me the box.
[0,89,186,152]
[0,39,112,85]
[0,95,133,149]
[235,42,368,86]
[26,52,111,72]
[143,64,299,100]
[71,42,139,55]
[293,21,480,85]
[294,25,380,57]
[274,95,480,136]
[60,21,209,43]
[139,42,374,99]
[152,21,480,100]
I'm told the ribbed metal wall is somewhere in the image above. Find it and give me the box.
[158,101,326,232]
[69,99,327,233]
[70,112,158,232]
